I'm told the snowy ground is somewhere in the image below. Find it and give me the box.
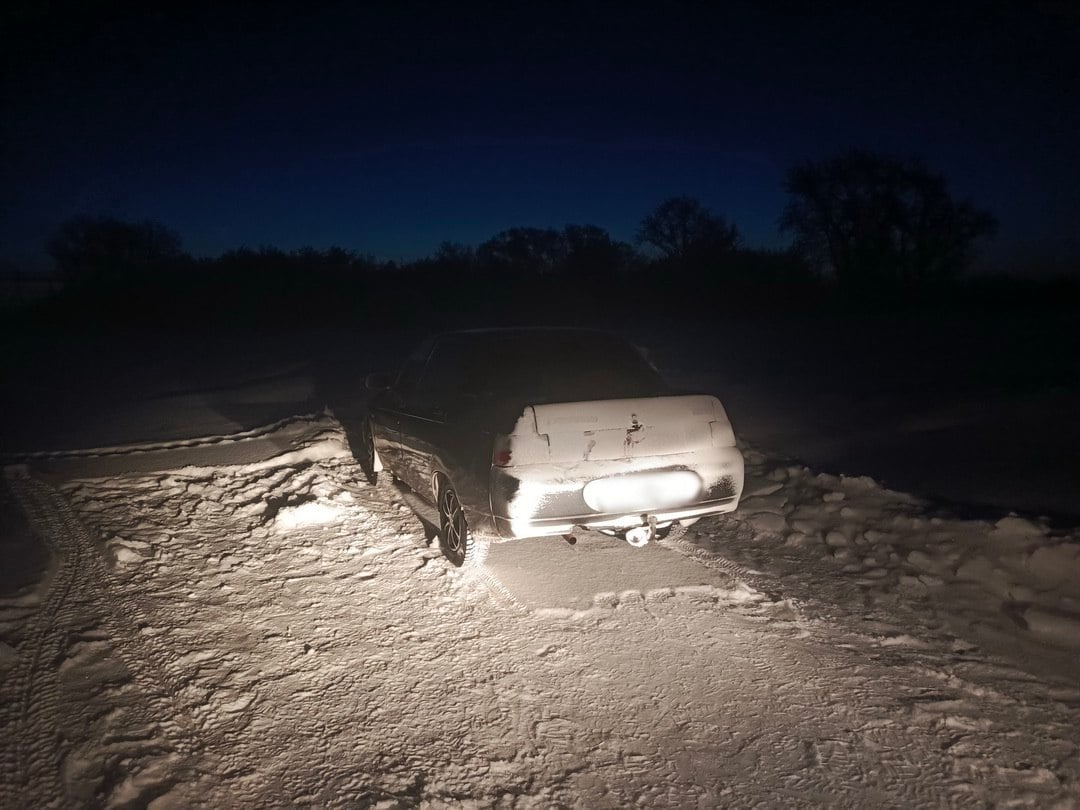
[3,412,1080,807]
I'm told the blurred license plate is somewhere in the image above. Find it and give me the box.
[583,470,701,513]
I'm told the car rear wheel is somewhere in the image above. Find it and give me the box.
[437,481,488,567]
[357,418,378,485]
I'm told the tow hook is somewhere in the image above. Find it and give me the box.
[625,516,658,548]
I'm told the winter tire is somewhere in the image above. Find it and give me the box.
[358,418,378,485]
[437,480,488,567]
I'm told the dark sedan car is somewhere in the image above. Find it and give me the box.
[360,328,744,566]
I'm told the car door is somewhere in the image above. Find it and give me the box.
[371,338,434,478]
[395,340,450,500]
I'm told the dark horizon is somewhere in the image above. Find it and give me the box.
[3,1,1079,273]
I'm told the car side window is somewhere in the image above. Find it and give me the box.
[411,340,467,404]
[395,339,435,394]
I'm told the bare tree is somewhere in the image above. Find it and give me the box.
[47,216,185,282]
[477,227,566,274]
[562,224,635,277]
[780,150,997,293]
[636,197,740,261]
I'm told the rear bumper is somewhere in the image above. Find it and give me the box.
[491,494,740,539]
[485,446,744,540]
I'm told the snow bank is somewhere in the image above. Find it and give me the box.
[1020,606,1080,649]
[14,411,352,480]
[727,450,1080,660]
[272,501,346,532]
[242,434,352,471]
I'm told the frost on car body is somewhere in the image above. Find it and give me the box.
[364,328,744,561]
[491,395,744,539]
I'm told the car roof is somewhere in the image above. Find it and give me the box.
[430,327,623,342]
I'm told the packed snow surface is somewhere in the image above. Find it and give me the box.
[2,413,1080,807]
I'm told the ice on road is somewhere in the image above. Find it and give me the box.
[1,415,1079,807]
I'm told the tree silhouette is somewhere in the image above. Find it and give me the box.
[433,241,475,269]
[562,224,634,278]
[47,216,186,283]
[477,227,567,274]
[780,150,997,294]
[636,197,740,261]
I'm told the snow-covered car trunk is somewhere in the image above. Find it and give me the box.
[490,394,744,540]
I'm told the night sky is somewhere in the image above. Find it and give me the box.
[3,1,1078,269]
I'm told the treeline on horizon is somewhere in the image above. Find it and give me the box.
[9,149,1080,331]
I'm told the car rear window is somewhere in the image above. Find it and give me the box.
[418,332,667,404]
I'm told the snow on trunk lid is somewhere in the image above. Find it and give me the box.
[527,395,725,464]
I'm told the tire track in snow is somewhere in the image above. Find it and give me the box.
[2,474,80,807]
[3,476,203,805]
[57,461,455,804]
[464,565,531,615]
[659,529,793,608]
[27,480,202,751]
[1,411,329,462]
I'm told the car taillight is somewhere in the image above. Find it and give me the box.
[492,435,513,467]
[492,411,551,468]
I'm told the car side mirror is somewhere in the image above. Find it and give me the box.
[365,372,394,391]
